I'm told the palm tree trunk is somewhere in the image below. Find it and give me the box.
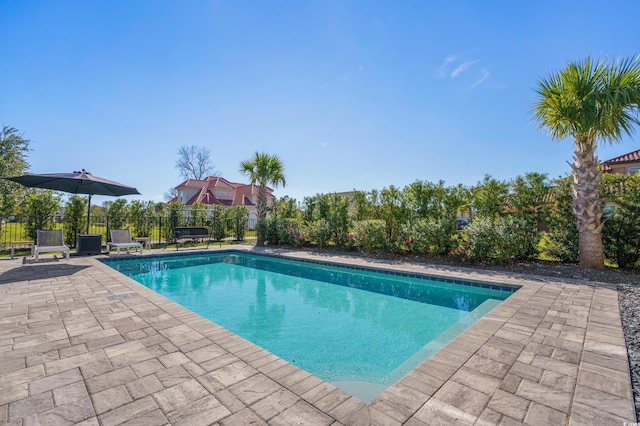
[255,184,269,246]
[256,184,268,220]
[571,137,605,269]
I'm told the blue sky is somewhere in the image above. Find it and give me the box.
[2,1,639,205]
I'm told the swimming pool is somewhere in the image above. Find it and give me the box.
[103,251,517,402]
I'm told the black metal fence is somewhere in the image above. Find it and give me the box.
[0,216,258,253]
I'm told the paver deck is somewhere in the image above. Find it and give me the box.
[0,245,635,425]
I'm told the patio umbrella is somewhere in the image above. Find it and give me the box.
[5,169,141,233]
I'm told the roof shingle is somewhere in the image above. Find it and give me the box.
[601,148,640,165]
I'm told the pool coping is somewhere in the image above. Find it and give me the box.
[0,245,636,425]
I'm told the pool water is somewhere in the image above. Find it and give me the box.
[103,252,516,402]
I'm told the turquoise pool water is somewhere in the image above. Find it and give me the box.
[103,251,516,401]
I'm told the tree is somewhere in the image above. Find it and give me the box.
[165,201,184,242]
[225,206,250,241]
[175,145,218,180]
[63,195,88,247]
[128,200,155,237]
[106,199,128,234]
[533,56,640,268]
[209,205,227,241]
[239,152,286,245]
[189,202,208,227]
[164,186,178,202]
[268,196,298,219]
[471,175,509,219]
[20,190,61,241]
[0,126,31,219]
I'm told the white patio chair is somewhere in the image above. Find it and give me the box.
[107,229,143,255]
[34,230,70,260]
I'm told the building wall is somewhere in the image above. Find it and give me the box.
[213,188,234,200]
[178,188,200,204]
[605,161,640,175]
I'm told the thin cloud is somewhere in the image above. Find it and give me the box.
[470,68,490,89]
[435,56,457,78]
[451,60,478,78]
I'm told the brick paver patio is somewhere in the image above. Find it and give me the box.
[0,245,635,425]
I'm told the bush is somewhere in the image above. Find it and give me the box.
[326,194,350,246]
[63,195,88,247]
[544,176,579,262]
[603,211,640,268]
[602,174,640,268]
[255,219,271,244]
[107,198,128,232]
[306,219,331,248]
[189,202,208,227]
[164,202,184,241]
[495,217,539,260]
[209,205,227,241]
[225,206,250,241]
[462,217,498,260]
[285,219,307,246]
[401,217,456,255]
[449,242,472,263]
[273,219,293,244]
[400,222,428,254]
[21,190,61,242]
[255,218,302,245]
[463,216,538,262]
[352,220,388,252]
[128,200,154,237]
[301,193,350,247]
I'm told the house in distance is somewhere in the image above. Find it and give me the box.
[601,148,640,175]
[170,176,275,221]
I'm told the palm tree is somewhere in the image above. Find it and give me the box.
[239,152,286,245]
[533,56,640,268]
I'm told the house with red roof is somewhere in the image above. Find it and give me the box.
[601,148,640,175]
[170,176,275,220]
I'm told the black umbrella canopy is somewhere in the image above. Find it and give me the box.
[5,169,141,234]
[6,169,140,197]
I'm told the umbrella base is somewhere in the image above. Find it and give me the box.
[76,234,103,256]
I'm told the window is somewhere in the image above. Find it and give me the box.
[629,166,640,174]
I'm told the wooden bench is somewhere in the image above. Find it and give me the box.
[173,227,210,250]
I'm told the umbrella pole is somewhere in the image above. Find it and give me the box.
[86,194,92,234]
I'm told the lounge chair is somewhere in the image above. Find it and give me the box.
[34,230,70,260]
[107,229,143,255]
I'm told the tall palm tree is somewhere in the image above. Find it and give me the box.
[239,152,286,245]
[533,56,640,268]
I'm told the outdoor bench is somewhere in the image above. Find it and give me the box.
[11,240,34,259]
[173,227,210,250]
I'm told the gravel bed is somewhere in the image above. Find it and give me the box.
[289,246,640,419]
[619,282,640,419]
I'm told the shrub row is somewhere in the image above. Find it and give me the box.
[259,173,640,268]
